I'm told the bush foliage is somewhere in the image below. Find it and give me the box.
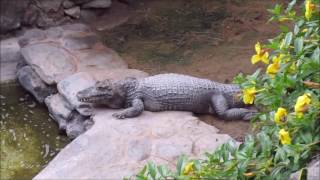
[135,0,320,179]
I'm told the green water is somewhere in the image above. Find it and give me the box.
[0,83,70,179]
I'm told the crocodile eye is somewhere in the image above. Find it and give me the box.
[95,80,112,91]
[97,86,107,91]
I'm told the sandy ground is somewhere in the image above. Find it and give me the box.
[96,0,284,140]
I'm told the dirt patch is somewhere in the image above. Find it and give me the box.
[98,0,283,139]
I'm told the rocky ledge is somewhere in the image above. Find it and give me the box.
[0,23,235,178]
[14,23,137,138]
[34,110,232,179]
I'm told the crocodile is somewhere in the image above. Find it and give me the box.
[77,73,257,120]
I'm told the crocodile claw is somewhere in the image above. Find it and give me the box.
[112,112,126,119]
[243,110,259,121]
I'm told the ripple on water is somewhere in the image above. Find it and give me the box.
[0,83,70,179]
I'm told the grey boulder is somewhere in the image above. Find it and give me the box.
[45,94,73,132]
[20,43,78,85]
[66,111,93,139]
[17,66,56,103]
[64,6,81,19]
[62,0,76,9]
[45,93,93,138]
[37,0,64,13]
[82,0,112,8]
[57,72,95,116]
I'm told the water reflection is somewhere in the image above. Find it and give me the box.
[0,83,70,179]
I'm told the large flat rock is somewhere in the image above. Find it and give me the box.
[19,24,128,85]
[20,42,78,84]
[34,110,232,179]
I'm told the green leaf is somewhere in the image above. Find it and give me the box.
[275,148,287,163]
[294,37,304,54]
[279,25,289,32]
[250,69,261,79]
[297,19,304,27]
[136,165,148,179]
[257,132,272,156]
[135,175,148,180]
[157,165,170,178]
[176,155,187,176]
[268,4,282,15]
[298,168,307,180]
[147,162,157,180]
[311,47,320,62]
[294,25,300,35]
[285,0,297,13]
[283,32,293,48]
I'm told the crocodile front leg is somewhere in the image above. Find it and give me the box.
[112,98,144,119]
[211,94,257,120]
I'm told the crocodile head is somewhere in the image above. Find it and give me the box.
[77,80,114,104]
[77,79,126,109]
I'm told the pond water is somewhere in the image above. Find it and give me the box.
[0,83,70,179]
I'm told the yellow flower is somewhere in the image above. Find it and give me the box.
[274,107,288,125]
[266,56,281,77]
[183,162,194,175]
[243,87,256,104]
[295,93,311,117]
[251,42,269,64]
[279,129,292,145]
[305,0,316,20]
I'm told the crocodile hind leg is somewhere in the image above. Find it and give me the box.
[211,94,257,120]
[112,98,144,119]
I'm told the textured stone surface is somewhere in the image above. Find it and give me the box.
[17,66,56,103]
[18,28,47,47]
[57,72,95,116]
[71,0,93,5]
[79,9,98,22]
[0,38,23,82]
[94,1,130,31]
[63,0,76,8]
[82,0,112,8]
[21,43,77,84]
[75,47,128,71]
[0,0,28,32]
[45,93,93,138]
[62,33,99,50]
[18,24,127,85]
[38,0,64,13]
[66,111,92,139]
[64,6,81,19]
[34,110,231,179]
[45,94,73,131]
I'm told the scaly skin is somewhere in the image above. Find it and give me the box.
[77,73,257,120]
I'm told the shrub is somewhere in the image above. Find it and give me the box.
[136,0,320,179]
